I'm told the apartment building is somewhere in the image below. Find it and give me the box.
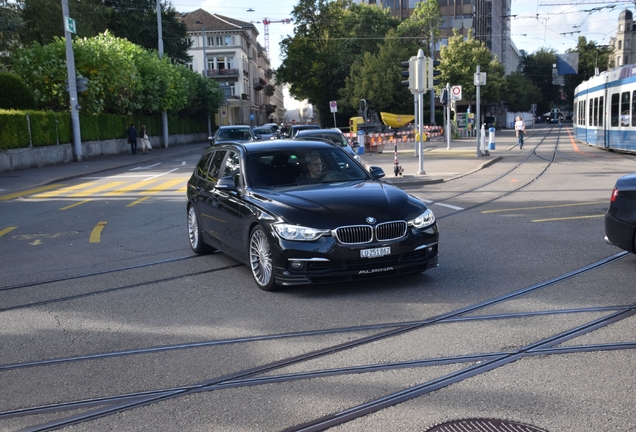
[181,9,285,127]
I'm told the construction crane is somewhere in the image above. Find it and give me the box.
[251,18,292,55]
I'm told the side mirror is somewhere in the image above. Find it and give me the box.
[216,176,236,190]
[369,166,385,179]
[208,136,215,145]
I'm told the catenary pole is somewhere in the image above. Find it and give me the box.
[157,0,169,148]
[62,0,82,162]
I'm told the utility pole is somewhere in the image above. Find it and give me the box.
[197,21,212,137]
[62,0,82,162]
[157,0,169,148]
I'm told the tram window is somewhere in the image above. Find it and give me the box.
[580,101,586,125]
[620,91,630,126]
[593,97,598,126]
[589,99,594,125]
[611,93,620,127]
[599,96,604,127]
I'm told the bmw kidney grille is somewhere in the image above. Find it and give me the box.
[335,221,407,244]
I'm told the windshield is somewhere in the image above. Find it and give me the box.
[247,148,369,187]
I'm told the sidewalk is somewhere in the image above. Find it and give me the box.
[0,142,208,196]
[0,129,520,195]
[360,128,519,186]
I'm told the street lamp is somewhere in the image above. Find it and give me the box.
[196,20,211,136]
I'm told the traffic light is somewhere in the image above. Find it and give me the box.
[400,60,411,88]
[427,58,441,89]
[76,77,89,93]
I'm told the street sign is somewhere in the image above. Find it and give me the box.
[329,101,338,113]
[221,110,226,118]
[65,16,76,34]
[451,85,462,101]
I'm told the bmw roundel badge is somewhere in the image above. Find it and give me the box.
[366,217,376,224]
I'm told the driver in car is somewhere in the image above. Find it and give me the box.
[296,152,324,183]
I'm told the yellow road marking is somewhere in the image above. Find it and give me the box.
[59,200,92,210]
[90,221,107,243]
[0,184,65,200]
[69,182,125,197]
[29,239,42,246]
[482,201,607,214]
[103,179,161,196]
[127,196,151,207]
[175,186,187,193]
[531,214,605,223]
[0,227,18,237]
[32,182,97,198]
[145,178,186,194]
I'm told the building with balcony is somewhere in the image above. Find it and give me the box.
[180,9,286,127]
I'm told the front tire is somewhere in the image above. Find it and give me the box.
[187,205,213,254]
[249,225,279,291]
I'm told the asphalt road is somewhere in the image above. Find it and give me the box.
[1,126,635,432]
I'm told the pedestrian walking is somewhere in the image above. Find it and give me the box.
[514,116,526,149]
[140,125,151,155]
[127,123,138,154]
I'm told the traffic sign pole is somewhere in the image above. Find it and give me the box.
[330,101,338,128]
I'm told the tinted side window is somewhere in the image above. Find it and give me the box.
[221,151,242,186]
[206,151,226,183]
[195,151,213,178]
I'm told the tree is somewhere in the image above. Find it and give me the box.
[562,36,612,106]
[439,29,506,107]
[0,0,24,69]
[520,48,558,116]
[396,0,443,56]
[277,0,399,125]
[14,0,190,64]
[502,72,542,113]
[12,32,218,116]
[341,29,415,115]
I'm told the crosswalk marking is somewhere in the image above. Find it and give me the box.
[145,178,186,194]
[103,179,161,196]
[0,184,65,200]
[33,182,97,198]
[68,182,126,197]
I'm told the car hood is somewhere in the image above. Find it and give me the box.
[249,181,427,227]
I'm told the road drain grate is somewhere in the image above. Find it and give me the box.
[424,418,549,431]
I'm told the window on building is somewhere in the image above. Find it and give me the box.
[619,40,623,49]
[626,40,630,49]
[224,35,233,46]
[215,36,223,46]
[620,24,625,32]
[618,56,622,66]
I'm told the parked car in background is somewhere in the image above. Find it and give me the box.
[605,172,636,254]
[209,125,255,145]
[294,128,360,161]
[252,126,277,140]
[286,124,321,138]
[186,140,439,291]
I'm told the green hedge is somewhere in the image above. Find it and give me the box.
[0,110,210,151]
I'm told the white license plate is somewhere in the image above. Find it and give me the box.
[360,246,391,258]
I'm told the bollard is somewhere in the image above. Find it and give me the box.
[488,127,496,150]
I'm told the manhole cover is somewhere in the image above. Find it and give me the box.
[424,418,549,432]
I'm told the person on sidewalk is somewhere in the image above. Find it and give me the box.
[514,116,526,149]
[139,125,151,155]
[127,124,138,154]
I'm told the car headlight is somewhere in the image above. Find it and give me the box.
[408,209,435,229]
[274,223,330,241]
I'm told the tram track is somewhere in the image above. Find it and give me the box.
[2,251,629,431]
[427,126,561,218]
